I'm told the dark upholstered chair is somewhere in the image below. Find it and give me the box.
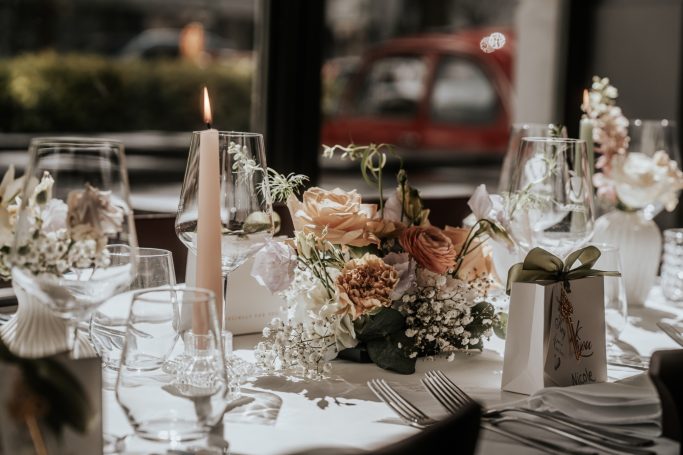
[649,349,683,442]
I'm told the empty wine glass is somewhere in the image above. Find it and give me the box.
[503,137,594,259]
[91,248,176,374]
[627,119,680,219]
[175,131,274,350]
[498,123,567,191]
[11,137,137,358]
[116,287,231,443]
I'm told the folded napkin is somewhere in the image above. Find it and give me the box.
[524,375,661,434]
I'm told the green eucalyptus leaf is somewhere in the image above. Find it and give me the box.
[366,334,415,375]
[355,308,405,342]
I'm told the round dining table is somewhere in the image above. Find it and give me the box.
[105,286,683,455]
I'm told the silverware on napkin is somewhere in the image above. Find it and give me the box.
[422,370,655,455]
[657,321,683,347]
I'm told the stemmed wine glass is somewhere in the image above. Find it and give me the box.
[626,119,680,219]
[498,123,568,191]
[11,137,138,358]
[503,137,594,259]
[176,131,274,350]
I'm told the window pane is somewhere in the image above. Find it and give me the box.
[430,56,498,124]
[0,1,257,190]
[354,56,426,117]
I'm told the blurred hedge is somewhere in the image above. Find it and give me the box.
[0,52,252,132]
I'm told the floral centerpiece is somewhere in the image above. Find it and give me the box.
[584,76,683,213]
[0,167,123,280]
[0,165,126,358]
[586,76,683,305]
[252,144,510,376]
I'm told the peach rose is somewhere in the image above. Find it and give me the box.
[443,226,494,281]
[399,226,456,274]
[287,188,378,247]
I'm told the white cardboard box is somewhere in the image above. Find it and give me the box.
[502,276,607,395]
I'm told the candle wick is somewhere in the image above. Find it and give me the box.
[206,122,212,129]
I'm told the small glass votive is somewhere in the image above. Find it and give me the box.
[661,229,683,302]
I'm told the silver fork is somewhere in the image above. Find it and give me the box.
[368,379,581,455]
[423,370,655,455]
[427,370,653,448]
[367,379,438,429]
[657,321,683,347]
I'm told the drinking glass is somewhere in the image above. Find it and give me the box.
[627,119,680,219]
[11,138,137,357]
[116,287,231,443]
[661,228,683,302]
[503,137,594,259]
[91,248,176,372]
[175,131,274,349]
[498,123,567,191]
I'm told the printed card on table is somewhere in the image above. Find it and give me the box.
[187,252,286,335]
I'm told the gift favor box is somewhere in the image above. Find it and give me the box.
[502,276,607,395]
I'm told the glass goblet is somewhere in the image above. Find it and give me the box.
[498,123,567,191]
[503,137,594,259]
[11,137,137,358]
[91,247,176,374]
[175,131,274,351]
[625,119,680,219]
[116,287,231,443]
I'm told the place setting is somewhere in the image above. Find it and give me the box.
[0,72,682,455]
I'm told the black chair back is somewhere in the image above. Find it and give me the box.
[649,349,683,442]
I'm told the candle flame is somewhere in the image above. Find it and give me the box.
[203,86,212,126]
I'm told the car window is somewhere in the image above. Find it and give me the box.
[353,55,426,118]
[430,56,498,124]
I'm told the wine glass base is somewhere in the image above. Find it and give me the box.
[112,433,227,455]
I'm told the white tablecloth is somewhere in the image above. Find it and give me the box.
[106,287,683,454]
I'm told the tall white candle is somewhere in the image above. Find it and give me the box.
[195,87,223,331]
[579,118,594,177]
[579,89,595,177]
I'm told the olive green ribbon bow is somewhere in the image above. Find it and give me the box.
[505,246,621,295]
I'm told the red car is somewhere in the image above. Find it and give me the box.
[322,28,514,161]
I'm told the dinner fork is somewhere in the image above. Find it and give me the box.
[425,370,653,447]
[657,321,683,347]
[422,370,655,455]
[368,379,584,455]
[367,379,438,429]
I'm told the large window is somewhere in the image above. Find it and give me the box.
[354,55,426,118]
[0,0,257,190]
[430,56,498,124]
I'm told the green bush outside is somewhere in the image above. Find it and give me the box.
[0,52,253,132]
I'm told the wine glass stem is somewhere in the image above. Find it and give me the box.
[221,272,233,355]
[66,318,80,359]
